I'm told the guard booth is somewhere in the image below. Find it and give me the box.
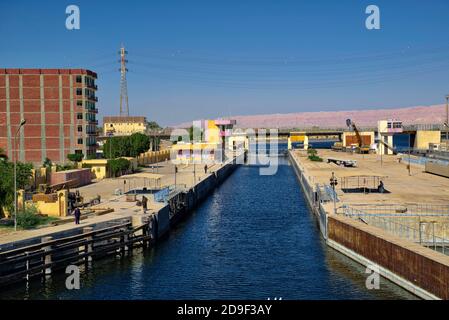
[288,132,308,150]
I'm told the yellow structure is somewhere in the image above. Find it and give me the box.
[18,190,69,217]
[136,149,170,166]
[288,132,308,150]
[80,159,109,179]
[414,130,441,150]
[103,116,147,136]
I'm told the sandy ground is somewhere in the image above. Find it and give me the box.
[292,149,449,206]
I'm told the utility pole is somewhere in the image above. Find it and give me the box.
[119,44,129,116]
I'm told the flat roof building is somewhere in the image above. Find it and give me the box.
[103,116,147,136]
[0,68,98,164]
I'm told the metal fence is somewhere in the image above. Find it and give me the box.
[342,205,449,255]
[344,204,449,216]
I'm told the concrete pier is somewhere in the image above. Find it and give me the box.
[289,149,449,300]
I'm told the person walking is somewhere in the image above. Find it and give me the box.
[73,207,81,225]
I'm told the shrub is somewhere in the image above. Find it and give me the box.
[307,148,323,162]
[308,155,323,162]
[16,205,41,229]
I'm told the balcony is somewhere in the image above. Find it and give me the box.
[87,119,98,125]
[86,96,98,102]
[86,107,98,114]
[86,140,98,147]
[86,83,98,90]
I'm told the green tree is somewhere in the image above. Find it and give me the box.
[103,133,150,159]
[129,133,150,157]
[0,160,33,218]
[147,121,161,130]
[107,158,131,177]
[67,153,84,163]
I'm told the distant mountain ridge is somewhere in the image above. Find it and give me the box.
[175,104,446,129]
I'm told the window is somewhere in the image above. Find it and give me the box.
[77,138,83,145]
[76,75,82,83]
[77,113,83,120]
[77,100,83,106]
[77,125,83,132]
[76,88,82,96]
[75,149,83,155]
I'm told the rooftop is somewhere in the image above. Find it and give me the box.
[103,116,147,123]
[0,68,97,78]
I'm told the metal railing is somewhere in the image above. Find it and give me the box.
[342,205,449,255]
[344,204,449,216]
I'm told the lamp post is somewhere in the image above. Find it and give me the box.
[408,133,411,176]
[174,165,177,189]
[330,172,338,214]
[446,95,449,145]
[14,119,27,231]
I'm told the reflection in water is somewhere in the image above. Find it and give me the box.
[0,156,415,300]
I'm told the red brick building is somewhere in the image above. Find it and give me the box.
[0,69,98,164]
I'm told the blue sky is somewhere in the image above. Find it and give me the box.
[1,0,449,126]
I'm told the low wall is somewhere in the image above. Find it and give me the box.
[328,215,449,299]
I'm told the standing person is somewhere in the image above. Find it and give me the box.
[73,207,81,225]
[142,196,148,214]
[204,164,208,174]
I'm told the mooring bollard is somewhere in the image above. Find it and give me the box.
[83,227,94,263]
[41,236,53,275]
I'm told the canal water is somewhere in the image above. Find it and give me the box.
[1,152,415,300]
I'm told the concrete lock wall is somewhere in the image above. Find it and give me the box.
[328,215,449,300]
[155,205,170,237]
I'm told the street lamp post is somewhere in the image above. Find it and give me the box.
[446,95,449,146]
[174,165,177,189]
[330,172,338,214]
[14,119,27,231]
[408,133,411,176]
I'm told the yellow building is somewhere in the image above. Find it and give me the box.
[171,119,236,163]
[103,116,148,136]
[79,159,109,179]
[171,142,218,164]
